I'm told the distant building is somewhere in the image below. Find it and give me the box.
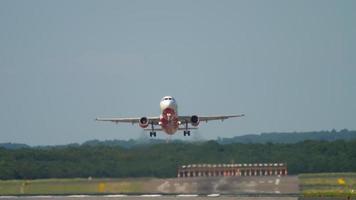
[177,163,287,178]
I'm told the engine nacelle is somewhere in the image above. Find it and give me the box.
[190,115,200,126]
[139,117,149,128]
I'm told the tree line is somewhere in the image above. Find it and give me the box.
[1,139,356,180]
[217,129,356,144]
[2,129,356,149]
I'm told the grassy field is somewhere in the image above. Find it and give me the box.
[0,178,146,195]
[299,172,356,197]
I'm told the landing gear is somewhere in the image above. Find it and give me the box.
[183,130,190,136]
[149,122,156,137]
[183,121,191,136]
[150,132,156,137]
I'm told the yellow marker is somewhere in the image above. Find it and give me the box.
[98,183,106,192]
[337,178,346,185]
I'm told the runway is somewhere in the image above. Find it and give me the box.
[153,176,299,194]
[0,195,299,200]
[0,176,299,196]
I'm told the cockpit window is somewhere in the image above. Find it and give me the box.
[163,97,174,101]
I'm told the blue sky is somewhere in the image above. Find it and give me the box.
[0,0,355,145]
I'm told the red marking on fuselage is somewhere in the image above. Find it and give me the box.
[160,108,179,135]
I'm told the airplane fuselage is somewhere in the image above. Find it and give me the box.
[159,96,179,134]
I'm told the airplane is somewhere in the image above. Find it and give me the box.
[96,96,244,137]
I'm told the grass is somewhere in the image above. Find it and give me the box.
[0,178,145,195]
[299,172,356,197]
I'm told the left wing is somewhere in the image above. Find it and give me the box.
[96,117,160,125]
[178,114,244,123]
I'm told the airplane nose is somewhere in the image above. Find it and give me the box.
[160,99,177,112]
[167,100,173,107]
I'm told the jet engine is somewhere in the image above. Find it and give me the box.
[139,117,149,128]
[190,115,200,126]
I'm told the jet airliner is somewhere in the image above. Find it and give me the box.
[96,96,244,137]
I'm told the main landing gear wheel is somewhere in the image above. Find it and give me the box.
[149,122,156,137]
[183,121,191,136]
[150,132,156,137]
[183,131,191,136]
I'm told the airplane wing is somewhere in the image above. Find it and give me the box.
[178,114,244,123]
[96,117,160,125]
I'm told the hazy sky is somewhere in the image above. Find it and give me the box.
[0,0,355,145]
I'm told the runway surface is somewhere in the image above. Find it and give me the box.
[0,195,299,200]
[0,176,299,198]
[153,176,299,194]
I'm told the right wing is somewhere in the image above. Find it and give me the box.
[178,114,244,123]
[96,117,160,125]
[199,114,245,122]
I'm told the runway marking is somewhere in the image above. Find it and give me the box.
[275,178,280,185]
[176,194,198,197]
[140,194,162,197]
[173,182,189,193]
[207,193,220,197]
[104,194,128,197]
[157,181,170,193]
[67,195,90,198]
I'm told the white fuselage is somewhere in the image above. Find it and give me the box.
[159,96,179,134]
